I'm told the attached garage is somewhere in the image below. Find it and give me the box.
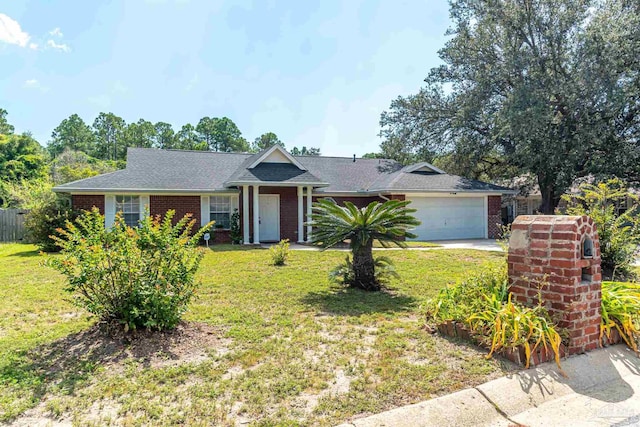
[407,196,487,241]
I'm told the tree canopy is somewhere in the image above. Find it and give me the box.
[379,0,640,213]
[253,132,283,151]
[0,108,15,135]
[48,114,95,157]
[196,116,249,152]
[0,133,47,182]
[291,146,321,156]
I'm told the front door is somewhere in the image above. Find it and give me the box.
[259,194,280,242]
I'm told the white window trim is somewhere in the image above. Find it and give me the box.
[105,194,148,228]
[201,194,239,230]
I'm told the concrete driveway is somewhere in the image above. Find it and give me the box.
[337,345,640,427]
[426,239,502,252]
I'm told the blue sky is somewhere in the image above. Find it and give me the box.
[0,0,450,157]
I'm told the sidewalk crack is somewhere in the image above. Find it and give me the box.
[475,386,523,426]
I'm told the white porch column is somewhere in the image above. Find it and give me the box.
[306,186,313,242]
[242,185,250,244]
[297,186,304,243]
[253,185,260,244]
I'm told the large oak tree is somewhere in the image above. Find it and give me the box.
[380,0,640,213]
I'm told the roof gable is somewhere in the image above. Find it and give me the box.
[248,145,307,170]
[404,162,445,174]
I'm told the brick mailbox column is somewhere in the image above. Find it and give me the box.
[508,215,602,355]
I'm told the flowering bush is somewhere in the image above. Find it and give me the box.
[47,208,212,331]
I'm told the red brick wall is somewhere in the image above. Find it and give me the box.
[213,230,232,244]
[488,195,502,239]
[150,196,201,226]
[72,195,105,214]
[508,215,602,354]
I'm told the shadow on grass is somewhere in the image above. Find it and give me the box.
[3,246,43,257]
[301,286,418,316]
[0,322,223,422]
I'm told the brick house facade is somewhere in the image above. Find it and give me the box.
[57,146,513,243]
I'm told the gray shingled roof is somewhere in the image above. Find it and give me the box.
[225,163,326,185]
[369,168,510,192]
[53,147,514,194]
[54,149,250,192]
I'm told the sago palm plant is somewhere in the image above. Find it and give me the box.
[309,199,420,291]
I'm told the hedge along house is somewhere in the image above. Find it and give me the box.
[53,146,515,243]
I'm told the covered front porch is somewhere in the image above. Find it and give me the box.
[239,185,315,244]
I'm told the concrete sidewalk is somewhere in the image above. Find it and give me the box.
[336,345,640,427]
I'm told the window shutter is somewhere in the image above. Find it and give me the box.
[139,195,150,220]
[201,196,210,227]
[105,195,116,228]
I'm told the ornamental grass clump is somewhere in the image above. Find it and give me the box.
[426,266,564,371]
[601,281,640,352]
[468,293,564,371]
[47,207,212,331]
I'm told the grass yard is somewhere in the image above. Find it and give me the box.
[0,243,512,426]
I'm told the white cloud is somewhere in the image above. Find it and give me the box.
[0,13,31,48]
[24,79,40,88]
[29,42,38,50]
[23,79,48,92]
[49,27,63,37]
[46,39,70,52]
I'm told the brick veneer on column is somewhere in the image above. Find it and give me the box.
[72,195,105,214]
[487,195,502,239]
[508,215,602,354]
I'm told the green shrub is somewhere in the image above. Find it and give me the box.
[560,178,640,279]
[426,265,509,323]
[47,208,211,331]
[601,281,640,352]
[24,197,75,252]
[3,178,75,252]
[329,255,399,288]
[269,239,290,266]
[229,208,242,244]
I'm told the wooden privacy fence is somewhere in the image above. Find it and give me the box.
[0,209,29,242]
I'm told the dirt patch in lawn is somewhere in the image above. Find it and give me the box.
[23,321,229,377]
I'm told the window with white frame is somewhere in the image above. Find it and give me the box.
[115,195,140,227]
[210,196,231,229]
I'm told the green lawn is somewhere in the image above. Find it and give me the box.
[0,243,511,426]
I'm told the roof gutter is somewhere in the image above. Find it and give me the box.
[52,188,240,195]
[223,181,331,188]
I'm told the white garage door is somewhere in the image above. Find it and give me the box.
[407,196,486,241]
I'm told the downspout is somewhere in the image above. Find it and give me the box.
[377,193,390,201]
